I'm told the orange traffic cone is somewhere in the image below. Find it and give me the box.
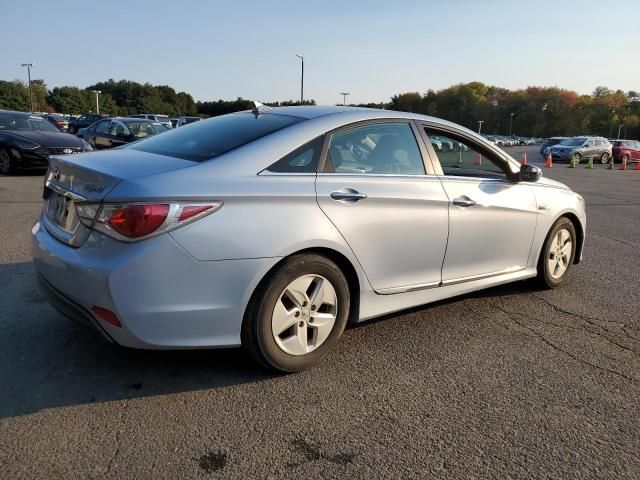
[620,158,627,171]
[520,151,527,165]
[474,154,482,166]
[545,153,553,168]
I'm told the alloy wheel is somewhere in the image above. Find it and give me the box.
[601,152,610,164]
[547,228,572,280]
[271,274,338,356]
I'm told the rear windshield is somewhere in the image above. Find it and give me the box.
[125,112,305,161]
[156,115,170,122]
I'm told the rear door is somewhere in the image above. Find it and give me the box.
[315,121,449,293]
[421,125,538,283]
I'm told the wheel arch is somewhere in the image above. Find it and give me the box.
[242,247,362,330]
[561,212,584,264]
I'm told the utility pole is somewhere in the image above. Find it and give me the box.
[509,112,514,136]
[617,124,623,139]
[340,92,350,106]
[92,90,101,114]
[477,120,484,134]
[609,110,616,138]
[21,63,35,112]
[295,54,304,105]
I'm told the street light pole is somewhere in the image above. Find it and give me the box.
[295,54,304,105]
[92,90,101,114]
[609,110,616,138]
[478,120,484,134]
[617,124,623,139]
[509,113,514,136]
[340,92,350,106]
[21,63,35,112]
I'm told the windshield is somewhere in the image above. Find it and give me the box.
[559,138,586,146]
[125,112,305,161]
[0,113,60,132]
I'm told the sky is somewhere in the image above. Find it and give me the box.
[1,0,639,105]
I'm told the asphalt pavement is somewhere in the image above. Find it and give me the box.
[1,145,639,479]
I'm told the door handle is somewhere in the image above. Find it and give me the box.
[330,189,368,202]
[452,196,477,207]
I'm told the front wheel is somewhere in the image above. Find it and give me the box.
[242,254,350,372]
[536,217,576,288]
[0,149,16,175]
[600,152,610,164]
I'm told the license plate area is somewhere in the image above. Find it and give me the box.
[45,191,75,233]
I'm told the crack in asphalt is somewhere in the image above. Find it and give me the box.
[587,232,638,248]
[467,301,637,384]
[488,298,640,358]
[104,400,128,475]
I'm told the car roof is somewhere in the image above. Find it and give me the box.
[0,109,30,116]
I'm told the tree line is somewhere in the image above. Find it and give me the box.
[0,78,638,138]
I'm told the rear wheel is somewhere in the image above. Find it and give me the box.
[573,152,582,164]
[621,154,630,165]
[242,254,350,372]
[536,217,576,288]
[600,152,610,164]
[0,149,16,175]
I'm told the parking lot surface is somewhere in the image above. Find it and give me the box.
[1,145,639,479]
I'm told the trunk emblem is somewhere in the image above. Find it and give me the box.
[53,168,61,180]
[62,148,73,154]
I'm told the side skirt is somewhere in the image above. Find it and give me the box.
[357,267,537,322]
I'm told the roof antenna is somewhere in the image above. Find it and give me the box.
[252,101,272,117]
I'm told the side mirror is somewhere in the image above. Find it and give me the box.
[520,164,542,182]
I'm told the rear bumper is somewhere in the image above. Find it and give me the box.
[36,273,114,343]
[31,218,280,349]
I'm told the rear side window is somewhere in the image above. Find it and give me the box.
[266,136,324,173]
[126,112,305,161]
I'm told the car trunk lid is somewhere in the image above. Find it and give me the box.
[42,149,197,246]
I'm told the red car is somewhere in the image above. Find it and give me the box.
[612,140,640,163]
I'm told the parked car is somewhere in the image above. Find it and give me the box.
[68,114,108,134]
[42,114,69,131]
[611,139,640,164]
[540,137,568,156]
[77,117,168,149]
[32,105,586,372]
[0,109,92,174]
[129,114,172,129]
[549,136,612,164]
[176,116,201,128]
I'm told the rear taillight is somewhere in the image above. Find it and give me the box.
[108,204,170,238]
[76,202,222,242]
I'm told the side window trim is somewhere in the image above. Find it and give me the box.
[317,119,436,176]
[419,122,520,181]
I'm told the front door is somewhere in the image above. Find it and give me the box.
[422,127,538,283]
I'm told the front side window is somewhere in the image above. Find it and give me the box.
[425,129,509,179]
[323,122,425,175]
[109,121,129,136]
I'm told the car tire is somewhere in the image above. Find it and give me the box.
[621,154,629,165]
[536,217,576,289]
[573,152,582,163]
[600,152,610,164]
[242,254,350,372]
[0,149,16,175]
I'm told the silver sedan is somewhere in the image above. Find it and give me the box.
[32,105,586,372]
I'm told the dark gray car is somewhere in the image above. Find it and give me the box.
[549,136,612,164]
